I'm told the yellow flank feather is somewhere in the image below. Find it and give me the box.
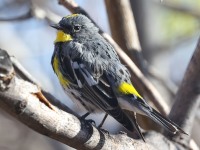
[118,82,142,99]
[53,56,69,86]
[65,14,78,18]
[54,30,73,43]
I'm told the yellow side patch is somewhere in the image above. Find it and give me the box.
[118,82,142,99]
[54,30,73,43]
[65,14,78,18]
[53,56,69,86]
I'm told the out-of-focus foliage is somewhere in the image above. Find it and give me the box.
[161,12,199,41]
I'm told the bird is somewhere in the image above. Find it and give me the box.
[51,14,186,141]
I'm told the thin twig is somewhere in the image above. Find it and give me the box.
[11,56,39,85]
[0,77,185,150]
[10,56,77,116]
[148,66,177,97]
[103,33,170,115]
[0,76,196,150]
[104,0,147,73]
[0,49,187,150]
[0,9,33,21]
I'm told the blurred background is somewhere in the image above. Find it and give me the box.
[0,0,200,149]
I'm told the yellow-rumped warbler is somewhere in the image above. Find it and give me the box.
[51,14,186,141]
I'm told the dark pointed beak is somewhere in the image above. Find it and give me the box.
[50,24,62,30]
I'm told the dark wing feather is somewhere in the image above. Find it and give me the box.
[56,41,146,139]
[58,53,136,133]
[150,108,187,135]
[79,66,118,110]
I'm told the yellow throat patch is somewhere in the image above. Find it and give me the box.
[54,30,73,43]
[53,56,69,86]
[118,82,142,99]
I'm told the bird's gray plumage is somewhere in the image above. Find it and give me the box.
[51,14,186,141]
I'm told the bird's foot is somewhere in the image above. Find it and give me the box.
[99,128,109,134]
[86,119,96,126]
[79,112,96,126]
[119,131,127,135]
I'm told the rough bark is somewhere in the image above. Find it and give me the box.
[0,48,195,150]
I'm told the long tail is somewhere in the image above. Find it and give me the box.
[133,96,187,135]
[149,107,187,135]
[123,93,188,135]
[120,95,187,139]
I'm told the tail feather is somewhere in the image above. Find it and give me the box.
[107,94,187,141]
[150,108,187,135]
[130,95,187,135]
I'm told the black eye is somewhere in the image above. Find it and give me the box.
[73,25,81,32]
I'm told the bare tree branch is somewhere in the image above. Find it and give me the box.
[57,0,169,116]
[10,56,39,84]
[148,66,177,97]
[0,8,32,21]
[10,56,76,116]
[0,48,195,150]
[165,38,200,144]
[104,0,147,74]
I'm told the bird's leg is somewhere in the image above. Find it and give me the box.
[79,112,96,126]
[98,113,109,134]
[80,112,90,119]
[98,113,108,128]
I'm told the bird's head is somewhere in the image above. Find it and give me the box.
[51,14,99,43]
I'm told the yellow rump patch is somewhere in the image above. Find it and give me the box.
[54,30,73,43]
[53,56,69,86]
[118,82,142,99]
[65,14,79,18]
